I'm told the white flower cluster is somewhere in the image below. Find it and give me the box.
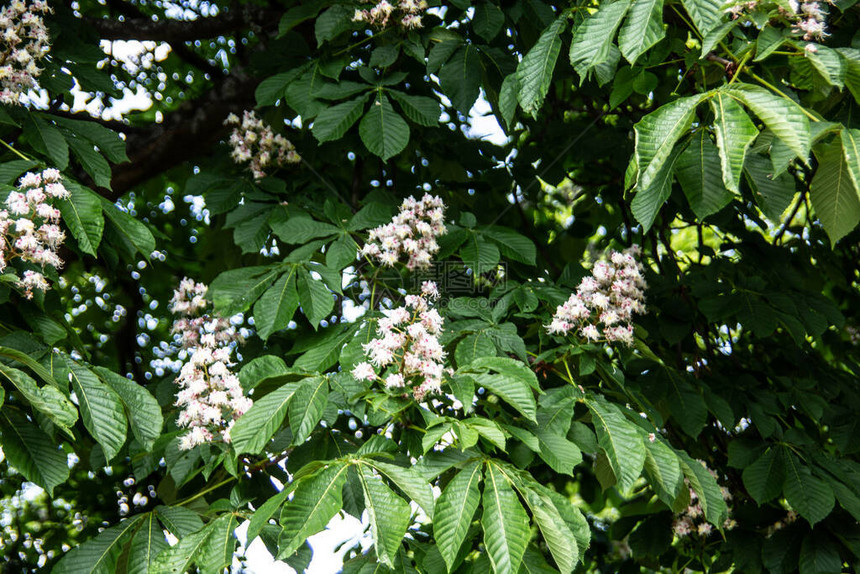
[545,246,646,346]
[725,0,832,40]
[0,169,67,298]
[353,0,427,29]
[0,0,51,105]
[169,278,251,450]
[224,110,300,180]
[351,281,448,401]
[359,193,447,270]
[673,462,737,538]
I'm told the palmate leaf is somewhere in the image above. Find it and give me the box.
[569,0,631,78]
[150,525,212,574]
[725,84,810,161]
[254,267,300,341]
[358,464,412,568]
[54,514,146,574]
[675,131,732,218]
[840,128,860,194]
[210,266,280,315]
[584,395,646,492]
[198,514,238,573]
[782,451,834,525]
[230,382,299,454]
[742,446,785,504]
[433,460,482,572]
[359,95,410,161]
[630,142,682,232]
[618,0,665,64]
[0,410,70,495]
[0,362,77,431]
[522,488,579,574]
[482,463,530,574]
[312,93,369,143]
[297,270,334,329]
[388,90,442,127]
[642,438,683,506]
[127,512,168,574]
[681,0,724,35]
[677,451,729,526]
[278,462,349,559]
[516,16,566,117]
[438,45,482,115]
[634,94,704,190]
[93,367,162,451]
[65,359,127,461]
[466,371,537,422]
[154,505,205,538]
[710,92,758,193]
[369,459,435,519]
[57,181,104,257]
[745,152,797,220]
[289,375,328,445]
[809,141,860,245]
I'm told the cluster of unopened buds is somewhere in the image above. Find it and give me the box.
[353,0,427,29]
[0,0,51,105]
[169,278,251,450]
[546,246,646,346]
[360,193,447,270]
[352,281,449,401]
[224,110,300,180]
[0,169,68,299]
[673,463,737,538]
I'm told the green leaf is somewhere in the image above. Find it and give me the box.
[456,333,496,368]
[782,451,834,525]
[370,45,399,68]
[467,371,537,422]
[94,367,162,451]
[711,92,758,193]
[585,396,646,492]
[630,142,682,232]
[569,1,631,78]
[127,512,168,574]
[633,94,703,190]
[754,25,785,61]
[246,488,290,544]
[57,182,104,257]
[840,128,860,195]
[0,410,70,495]
[681,0,724,35]
[210,266,279,316]
[516,16,565,117]
[677,452,729,526]
[66,360,127,461]
[675,131,733,218]
[278,462,349,558]
[522,488,579,574]
[388,90,441,127]
[297,270,334,329]
[725,84,810,161]
[150,525,211,574]
[481,226,537,265]
[270,215,340,244]
[289,375,328,444]
[53,514,145,574]
[535,430,582,476]
[701,20,738,57]
[26,115,69,169]
[618,0,665,64]
[231,382,298,454]
[840,47,860,103]
[154,505,204,537]
[499,74,519,129]
[439,46,482,115]
[67,136,112,189]
[482,463,530,574]
[368,460,435,519]
[256,68,305,106]
[665,369,708,438]
[358,464,411,568]
[799,531,843,574]
[810,141,860,244]
[51,115,128,164]
[198,514,238,573]
[315,5,354,46]
[433,461,482,572]
[0,362,77,430]
[99,198,156,260]
[312,94,370,143]
[473,1,505,40]
[359,95,410,161]
[745,152,797,220]
[742,446,785,504]
[643,438,683,506]
[806,45,844,88]
[460,235,500,271]
[254,268,300,341]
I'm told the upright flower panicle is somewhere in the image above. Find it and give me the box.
[0,168,67,298]
[353,0,427,29]
[169,278,251,450]
[359,193,447,270]
[351,281,448,401]
[546,246,646,346]
[725,0,833,41]
[0,0,52,105]
[224,110,300,180]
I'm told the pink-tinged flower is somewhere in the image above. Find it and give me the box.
[224,110,300,179]
[352,361,377,381]
[359,195,447,269]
